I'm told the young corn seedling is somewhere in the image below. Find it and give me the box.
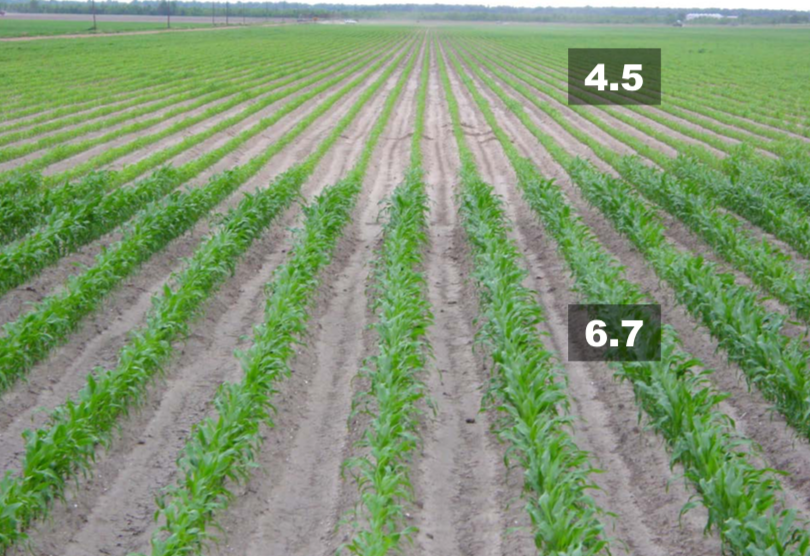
[0,37,386,246]
[144,41,418,556]
[0,41,415,554]
[454,41,810,326]
[0,44,404,396]
[447,38,810,555]
[343,41,432,556]
[439,46,611,556]
[446,38,810,442]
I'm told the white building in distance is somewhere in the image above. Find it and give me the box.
[685,13,739,20]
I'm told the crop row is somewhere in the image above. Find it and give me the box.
[0,37,399,302]
[0,36,386,184]
[478,38,810,188]
[0,32,381,156]
[443,40,810,556]
[0,27,399,122]
[480,40,810,194]
[143,38,419,556]
[445,37,810,441]
[0,38,416,554]
[453,42,810,323]
[0,52,275,149]
[342,40,432,556]
[460,34,810,185]
[5,31,407,132]
[0,36,388,246]
[439,45,611,555]
[451,40,810,325]
[476,31,809,138]
[463,36,810,179]
[0,42,404,397]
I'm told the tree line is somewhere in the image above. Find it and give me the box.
[2,0,809,25]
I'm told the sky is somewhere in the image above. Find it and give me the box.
[300,0,810,9]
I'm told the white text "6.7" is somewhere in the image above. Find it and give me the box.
[584,64,643,92]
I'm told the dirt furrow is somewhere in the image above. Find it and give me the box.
[0,82,170,134]
[513,55,774,156]
[37,88,268,177]
[108,61,350,174]
[660,94,810,142]
[467,50,805,322]
[0,62,260,141]
[0,52,387,330]
[405,51,535,556]
[0,96,172,150]
[0,95,209,174]
[496,53,729,160]
[230,51,417,556]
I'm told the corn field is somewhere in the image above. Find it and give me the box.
[0,22,809,556]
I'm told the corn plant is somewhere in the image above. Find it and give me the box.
[453,41,810,324]
[0,40,415,554]
[439,47,611,556]
[58,36,391,188]
[0,168,179,296]
[343,41,432,556]
[564,159,810,436]
[144,41,418,556]
[0,37,338,150]
[446,39,810,441]
[0,172,41,201]
[446,38,810,555]
[0,39,388,250]
[0,165,304,553]
[617,157,810,321]
[520,159,810,556]
[0,44,404,396]
[0,44,358,175]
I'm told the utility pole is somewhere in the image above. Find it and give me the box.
[212,0,215,26]
[225,1,229,25]
[91,0,97,31]
[166,0,171,29]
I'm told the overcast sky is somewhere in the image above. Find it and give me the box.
[302,0,809,9]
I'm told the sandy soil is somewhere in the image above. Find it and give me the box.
[2,29,810,556]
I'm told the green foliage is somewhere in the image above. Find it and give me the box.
[143,40,418,556]
[0,168,179,295]
[568,159,810,439]
[343,42,431,556]
[0,163,305,552]
[444,34,810,555]
[0,37,405,398]
[439,46,611,556]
